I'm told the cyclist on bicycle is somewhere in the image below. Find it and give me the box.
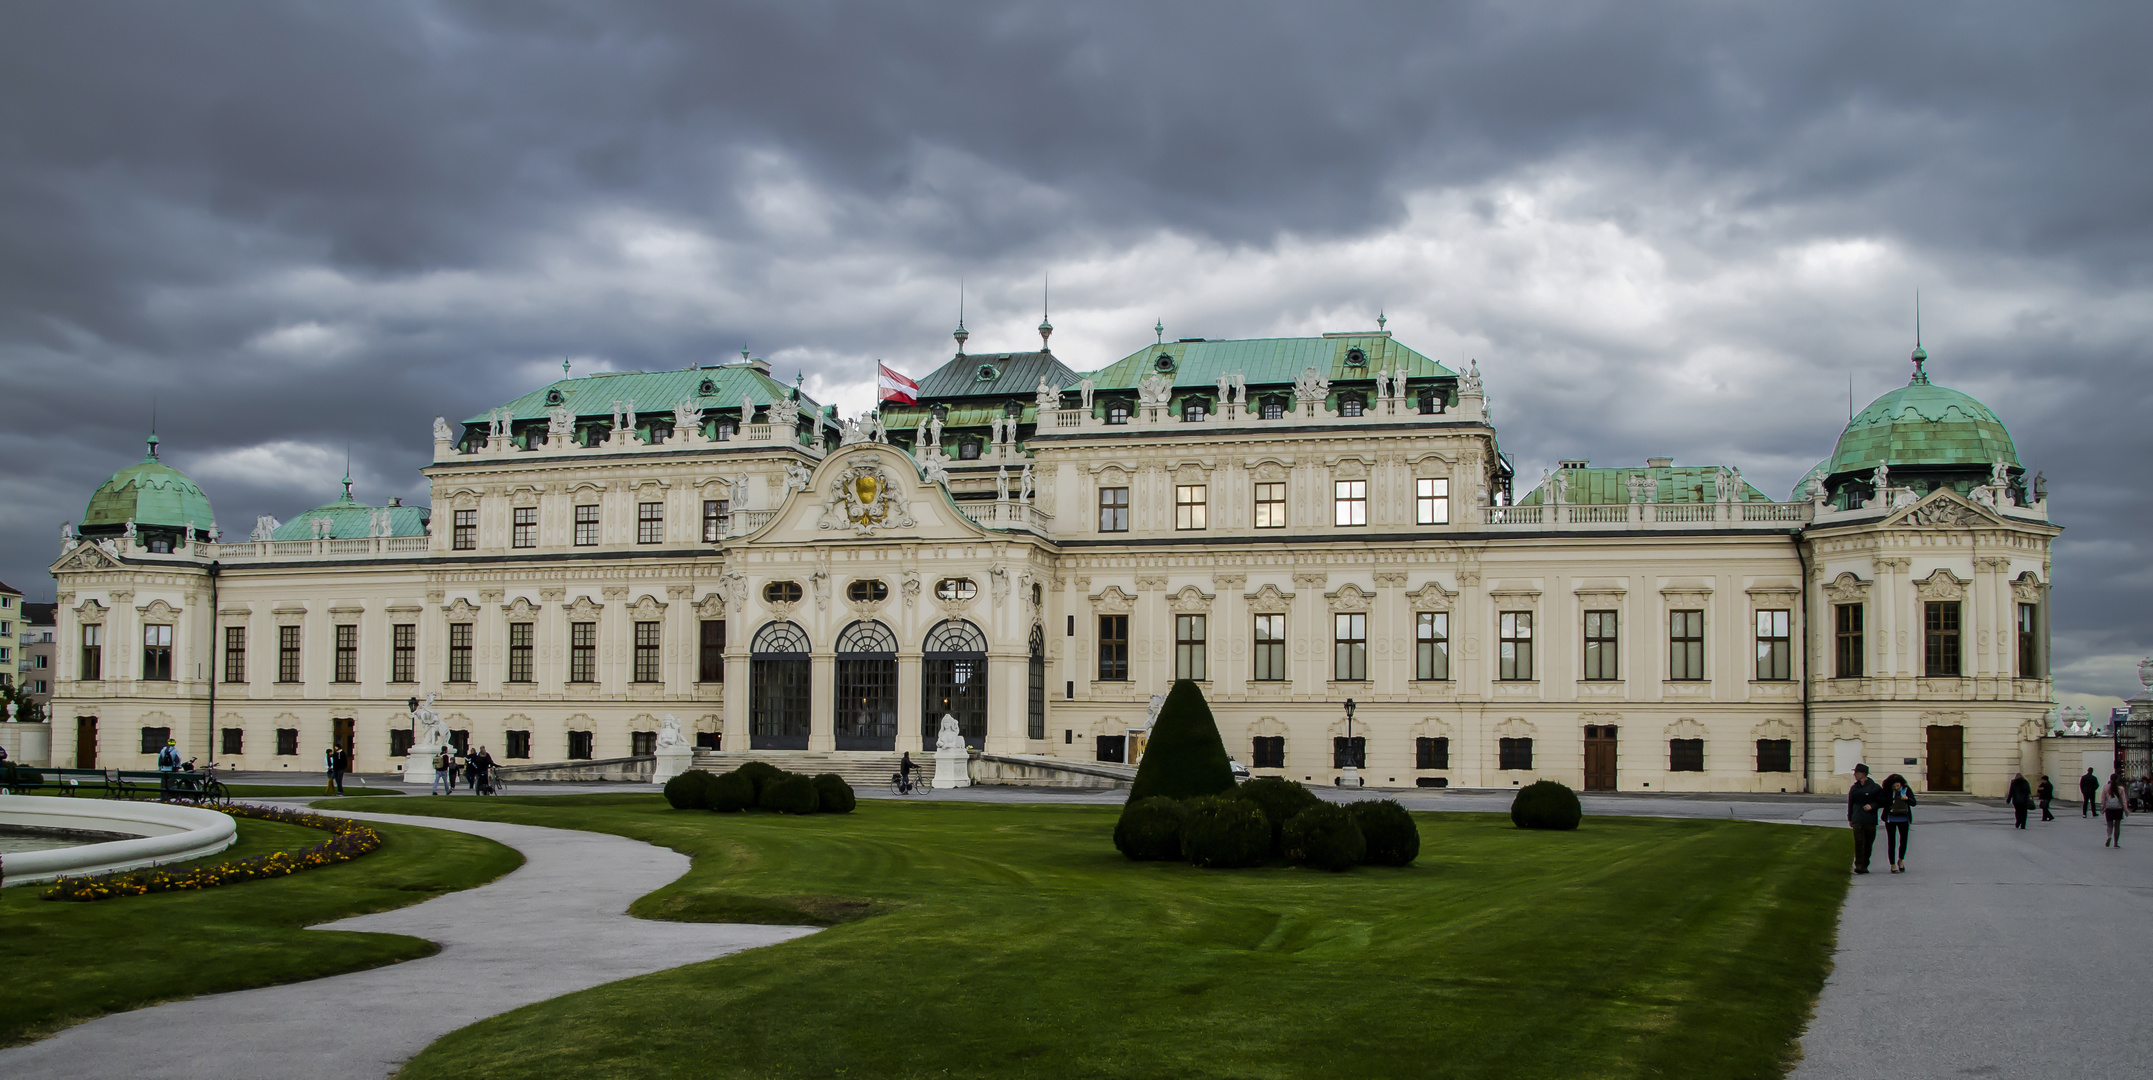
[899,751,919,793]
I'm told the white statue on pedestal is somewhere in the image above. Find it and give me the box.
[402,692,450,783]
[933,713,972,788]
[656,714,688,749]
[433,415,454,442]
[1019,462,1033,503]
[996,466,1010,502]
[650,713,695,784]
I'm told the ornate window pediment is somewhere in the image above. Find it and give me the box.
[1823,572,1871,604]
[75,598,108,623]
[2010,571,2045,603]
[1660,584,1713,608]
[1914,569,1968,602]
[1745,583,1801,607]
[564,480,607,496]
[1409,716,1454,739]
[1488,587,1541,607]
[1407,581,1457,611]
[1827,717,1866,740]
[696,593,727,619]
[1094,464,1131,486]
[628,594,668,620]
[1664,716,1707,740]
[502,596,539,617]
[1091,586,1135,615]
[1166,585,1215,614]
[1250,459,1289,482]
[564,595,604,618]
[1326,583,1374,612]
[1494,716,1537,739]
[1331,457,1370,480]
[1243,583,1294,614]
[1752,718,1797,741]
[54,543,122,572]
[1895,491,1990,528]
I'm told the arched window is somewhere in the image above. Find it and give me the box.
[1027,624,1047,741]
[1105,400,1132,425]
[1260,396,1286,420]
[834,621,898,751]
[1182,397,1209,423]
[750,621,811,750]
[1418,386,1444,415]
[1339,393,1366,418]
[922,619,988,751]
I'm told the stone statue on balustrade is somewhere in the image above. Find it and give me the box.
[1138,372,1175,409]
[1291,366,1330,409]
[1037,377,1061,413]
[673,399,702,438]
[925,413,944,448]
[548,406,575,444]
[1019,462,1033,503]
[251,515,279,542]
[1459,360,1483,396]
[1079,377,1095,410]
[769,396,799,427]
[433,415,454,442]
[922,453,949,487]
[123,518,137,542]
[783,459,811,495]
[996,466,1010,502]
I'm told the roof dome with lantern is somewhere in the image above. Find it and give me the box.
[79,434,216,541]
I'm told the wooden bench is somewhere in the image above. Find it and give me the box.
[0,766,114,795]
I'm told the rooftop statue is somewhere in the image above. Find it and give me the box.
[1037,377,1060,412]
[1079,377,1095,410]
[433,415,453,441]
[769,396,799,427]
[1459,360,1483,396]
[1138,372,1174,409]
[548,405,575,441]
[1292,366,1330,406]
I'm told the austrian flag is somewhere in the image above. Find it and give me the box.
[878,362,918,405]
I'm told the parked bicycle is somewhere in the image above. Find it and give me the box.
[163,759,231,807]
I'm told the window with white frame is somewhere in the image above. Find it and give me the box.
[1416,478,1449,524]
[1334,480,1367,526]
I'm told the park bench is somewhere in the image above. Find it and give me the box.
[0,766,115,795]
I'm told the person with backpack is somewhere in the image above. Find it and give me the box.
[1880,773,1918,873]
[2103,773,2129,848]
[1846,763,1883,874]
[158,738,183,800]
[431,746,451,795]
[2007,772,2033,829]
[2036,775,2055,822]
[2081,768,2101,817]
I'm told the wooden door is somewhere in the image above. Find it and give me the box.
[1584,725,1618,791]
[1926,725,1964,791]
[75,715,98,768]
[333,717,356,765]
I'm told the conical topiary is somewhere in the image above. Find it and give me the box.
[1125,679,1236,802]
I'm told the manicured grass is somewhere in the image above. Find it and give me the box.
[223,784,407,798]
[361,795,1849,1080]
[0,813,521,1047]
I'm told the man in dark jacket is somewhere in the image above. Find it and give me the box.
[1847,763,1883,874]
[2080,768,2101,817]
[2037,775,2055,821]
[2007,772,2032,829]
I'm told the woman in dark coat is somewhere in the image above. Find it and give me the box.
[1881,773,1918,873]
[2036,775,2056,822]
[2007,772,2033,829]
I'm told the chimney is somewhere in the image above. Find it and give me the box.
[1646,458,1673,468]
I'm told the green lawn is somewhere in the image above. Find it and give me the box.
[346,795,1848,1080]
[0,813,521,1047]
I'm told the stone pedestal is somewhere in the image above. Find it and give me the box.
[651,745,694,785]
[403,744,445,784]
[933,746,972,789]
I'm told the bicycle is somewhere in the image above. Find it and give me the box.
[890,770,930,796]
[165,760,231,807]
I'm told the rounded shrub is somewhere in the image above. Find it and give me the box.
[1180,795,1272,869]
[1510,780,1583,831]
[812,773,857,814]
[1347,800,1421,866]
[734,759,786,799]
[1113,796,1188,861]
[761,772,821,815]
[662,769,716,810]
[1281,804,1366,872]
[1233,776,1324,854]
[708,770,755,812]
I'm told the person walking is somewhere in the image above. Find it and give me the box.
[1880,773,1918,873]
[2037,775,2055,822]
[1847,763,1883,874]
[470,745,496,795]
[899,751,918,793]
[323,744,341,795]
[2103,773,2128,848]
[2008,772,2033,829]
[334,745,352,794]
[158,738,184,801]
[2081,768,2101,817]
[431,746,451,796]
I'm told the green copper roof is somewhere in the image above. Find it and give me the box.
[1079,332,1455,392]
[82,440,216,531]
[467,364,834,428]
[907,349,1083,401]
[1826,368,2017,476]
[1516,465,1770,506]
[271,492,429,541]
[1790,459,1829,501]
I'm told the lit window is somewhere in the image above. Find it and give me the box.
[573,505,600,546]
[1333,613,1367,681]
[1254,482,1286,528]
[1334,480,1367,526]
[1174,485,1208,530]
[1415,478,1449,524]
[1499,611,1533,681]
[1416,612,1449,680]
[1755,610,1791,681]
[1098,487,1130,532]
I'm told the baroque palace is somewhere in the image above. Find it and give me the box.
[44,321,2059,795]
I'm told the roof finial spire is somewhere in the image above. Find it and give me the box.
[1910,290,1928,382]
[954,279,969,354]
[146,393,159,460]
[341,445,353,501]
[1037,273,1053,351]
[1154,318,1164,345]
[1378,308,1387,332]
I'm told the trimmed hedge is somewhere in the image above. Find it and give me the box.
[662,770,716,810]
[1511,780,1583,831]
[1113,796,1188,861]
[1126,679,1236,802]
[708,770,756,812]
[761,773,821,815]
[734,760,786,800]
[1233,777,1323,855]
[1281,804,1365,872]
[1180,795,1272,869]
[1347,800,1421,866]
[812,773,857,814]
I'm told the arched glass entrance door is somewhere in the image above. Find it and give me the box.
[750,621,811,750]
[922,619,988,750]
[834,620,898,751]
[1027,624,1047,741]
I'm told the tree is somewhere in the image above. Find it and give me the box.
[1126,679,1235,802]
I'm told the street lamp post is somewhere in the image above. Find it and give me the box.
[1339,697,1363,788]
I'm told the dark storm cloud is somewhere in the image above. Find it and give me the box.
[1,1,2147,700]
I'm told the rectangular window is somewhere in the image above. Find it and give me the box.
[1416,477,1450,524]
[702,499,729,542]
[390,729,414,758]
[140,726,171,754]
[506,730,532,759]
[567,731,593,760]
[142,624,173,681]
[1834,603,1864,679]
[1174,485,1208,530]
[570,622,597,682]
[1095,734,1126,763]
[1756,739,1793,773]
[223,626,246,684]
[1251,735,1285,769]
[1583,610,1619,681]
[699,620,726,682]
[512,506,537,548]
[334,624,358,683]
[633,621,662,682]
[1416,612,1449,680]
[574,505,600,546]
[448,623,474,683]
[1499,737,1534,771]
[80,624,102,680]
[1175,615,1207,680]
[1252,614,1286,681]
[1333,736,1367,769]
[2017,603,2040,678]
[1098,487,1130,532]
[1334,479,1367,526]
[276,728,299,756]
[278,625,301,683]
[1924,601,1962,677]
[1098,615,1129,681]
[453,508,476,550]
[638,502,664,544]
[1499,611,1534,681]
[391,624,416,683]
[1416,736,1450,770]
[222,727,244,755]
[632,730,658,757]
[1670,739,1705,772]
[1755,609,1791,681]
[1333,613,1368,681]
[508,622,534,683]
[1253,482,1287,528]
[1669,610,1705,681]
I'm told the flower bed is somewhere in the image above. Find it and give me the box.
[40,804,383,902]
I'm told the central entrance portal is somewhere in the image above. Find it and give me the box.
[834,620,898,751]
[922,619,987,751]
[1584,724,1618,791]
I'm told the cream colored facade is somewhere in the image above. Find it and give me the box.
[45,350,2059,795]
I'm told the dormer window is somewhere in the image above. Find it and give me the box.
[1345,347,1367,367]
[1106,401,1131,425]
[1339,393,1365,417]
[698,378,716,396]
[1418,387,1443,414]
[545,388,565,406]
[1154,354,1176,373]
[959,439,982,460]
[1183,398,1209,422]
[1004,400,1024,418]
[1260,396,1285,420]
[976,364,999,382]
[716,421,736,442]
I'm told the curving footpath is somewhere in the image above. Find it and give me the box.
[0,811,818,1080]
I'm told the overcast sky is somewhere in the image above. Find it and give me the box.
[2,1,2146,708]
